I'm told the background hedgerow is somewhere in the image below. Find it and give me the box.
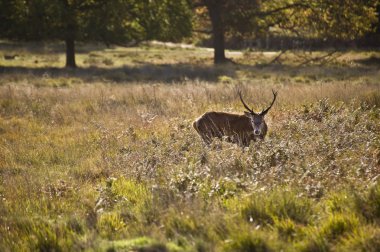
[0,43,379,251]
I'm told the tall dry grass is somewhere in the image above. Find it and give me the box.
[0,43,379,251]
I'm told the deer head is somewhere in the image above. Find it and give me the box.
[238,89,277,137]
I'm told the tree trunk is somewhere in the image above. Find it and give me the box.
[65,38,76,68]
[205,1,227,64]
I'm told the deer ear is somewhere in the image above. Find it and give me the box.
[244,111,251,117]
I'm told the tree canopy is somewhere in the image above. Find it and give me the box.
[192,0,379,63]
[1,0,379,66]
[0,0,192,67]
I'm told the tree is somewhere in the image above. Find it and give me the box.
[192,0,378,64]
[0,0,192,68]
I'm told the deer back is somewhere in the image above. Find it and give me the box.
[193,111,255,145]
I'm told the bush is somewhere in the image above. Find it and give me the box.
[274,218,297,241]
[354,183,380,222]
[223,232,271,252]
[320,214,359,241]
[97,212,127,239]
[337,226,380,252]
[268,191,313,224]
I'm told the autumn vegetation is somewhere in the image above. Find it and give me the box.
[1,0,380,251]
[0,42,379,251]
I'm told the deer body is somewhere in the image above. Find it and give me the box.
[193,111,267,146]
[193,90,277,146]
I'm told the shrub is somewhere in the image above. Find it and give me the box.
[97,212,127,239]
[164,210,201,238]
[240,195,274,225]
[268,191,313,224]
[337,226,380,252]
[223,232,271,252]
[274,218,297,241]
[354,183,380,222]
[320,214,359,241]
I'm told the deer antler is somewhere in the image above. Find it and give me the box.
[238,90,256,115]
[260,90,278,116]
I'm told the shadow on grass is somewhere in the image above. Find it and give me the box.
[0,61,377,84]
[0,63,238,83]
[2,40,379,84]
[355,56,380,66]
[0,40,109,54]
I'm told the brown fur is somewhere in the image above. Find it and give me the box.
[193,111,267,146]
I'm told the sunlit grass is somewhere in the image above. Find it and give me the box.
[0,42,379,251]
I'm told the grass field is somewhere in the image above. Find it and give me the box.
[0,41,380,251]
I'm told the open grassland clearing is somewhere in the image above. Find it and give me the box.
[0,42,380,251]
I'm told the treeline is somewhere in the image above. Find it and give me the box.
[0,0,379,67]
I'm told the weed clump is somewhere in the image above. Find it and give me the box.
[354,183,380,222]
[320,214,359,241]
[223,232,271,252]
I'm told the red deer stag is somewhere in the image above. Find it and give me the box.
[193,90,277,146]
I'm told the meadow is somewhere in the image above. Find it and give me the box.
[0,41,380,251]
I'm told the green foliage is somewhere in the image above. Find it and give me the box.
[274,218,297,241]
[325,192,354,214]
[223,232,271,252]
[97,212,127,239]
[0,0,193,67]
[194,0,378,63]
[337,226,380,252]
[354,183,380,222]
[269,191,313,224]
[95,177,158,233]
[294,0,378,40]
[165,210,200,238]
[320,214,359,241]
[239,195,274,225]
[141,0,193,42]
[100,237,169,251]
[110,178,151,204]
[298,231,329,252]
[0,0,192,43]
[237,190,313,226]
[0,218,84,252]
[195,0,378,41]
